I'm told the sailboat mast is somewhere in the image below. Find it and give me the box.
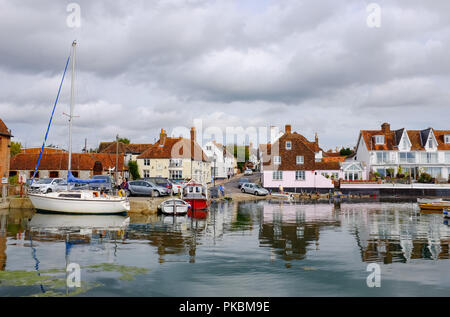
[68,40,76,175]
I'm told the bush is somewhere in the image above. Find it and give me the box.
[418,173,432,183]
[128,160,140,180]
[8,175,18,185]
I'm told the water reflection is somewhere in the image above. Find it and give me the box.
[1,201,450,273]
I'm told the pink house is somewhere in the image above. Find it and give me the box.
[260,125,345,192]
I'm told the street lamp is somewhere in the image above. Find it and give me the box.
[213,153,217,187]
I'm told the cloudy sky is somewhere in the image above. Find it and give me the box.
[1,0,449,152]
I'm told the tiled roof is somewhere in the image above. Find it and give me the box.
[0,119,11,137]
[360,125,450,151]
[262,130,339,170]
[99,142,152,154]
[137,137,209,162]
[21,148,66,154]
[10,153,125,171]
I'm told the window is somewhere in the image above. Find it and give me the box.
[143,170,150,178]
[144,159,150,166]
[296,156,304,164]
[49,171,59,178]
[423,167,442,178]
[30,171,39,178]
[315,158,322,162]
[421,152,438,163]
[169,170,182,179]
[445,152,450,163]
[272,171,283,180]
[445,135,450,144]
[71,171,79,177]
[399,152,416,164]
[273,156,281,164]
[286,141,292,150]
[376,152,389,163]
[206,146,212,151]
[428,138,434,149]
[296,170,305,181]
[169,159,182,167]
[374,135,384,144]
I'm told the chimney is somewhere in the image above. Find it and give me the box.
[381,122,390,133]
[285,124,292,134]
[315,132,319,145]
[190,127,196,142]
[160,128,167,145]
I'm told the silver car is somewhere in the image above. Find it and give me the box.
[127,180,170,197]
[241,183,269,196]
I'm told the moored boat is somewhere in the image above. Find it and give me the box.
[181,181,209,210]
[444,208,450,218]
[28,41,129,215]
[29,190,130,215]
[159,198,190,215]
[419,201,450,211]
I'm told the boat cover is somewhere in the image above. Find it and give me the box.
[67,171,106,184]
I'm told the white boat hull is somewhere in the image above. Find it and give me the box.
[29,191,130,214]
[159,199,189,215]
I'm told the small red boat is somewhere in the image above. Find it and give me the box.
[182,181,209,210]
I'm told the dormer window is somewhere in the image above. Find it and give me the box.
[286,141,292,150]
[274,156,281,165]
[296,156,304,164]
[445,135,450,144]
[428,136,434,149]
[374,135,384,145]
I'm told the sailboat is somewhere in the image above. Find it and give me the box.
[28,41,130,214]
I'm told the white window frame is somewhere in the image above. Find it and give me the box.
[272,171,283,180]
[144,159,151,166]
[273,156,281,165]
[286,141,292,150]
[374,135,385,145]
[295,170,305,181]
[296,156,304,164]
[445,135,450,144]
[143,170,150,178]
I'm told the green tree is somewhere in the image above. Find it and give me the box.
[118,138,130,144]
[128,160,140,180]
[10,141,22,157]
[339,147,353,156]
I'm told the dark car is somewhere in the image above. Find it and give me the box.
[89,175,113,192]
[127,180,171,197]
[141,177,172,194]
[238,177,250,189]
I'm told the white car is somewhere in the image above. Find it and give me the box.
[244,169,253,175]
[30,178,64,193]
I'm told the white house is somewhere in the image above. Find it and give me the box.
[203,140,237,179]
[351,123,450,181]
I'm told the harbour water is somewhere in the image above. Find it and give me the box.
[1,200,450,297]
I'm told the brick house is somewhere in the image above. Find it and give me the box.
[9,152,125,182]
[0,119,11,179]
[137,128,211,183]
[261,124,346,192]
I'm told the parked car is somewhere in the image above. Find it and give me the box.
[244,169,253,175]
[241,183,269,196]
[30,178,64,193]
[55,182,89,191]
[238,178,250,189]
[169,180,183,195]
[89,175,113,192]
[127,180,171,197]
[141,177,173,194]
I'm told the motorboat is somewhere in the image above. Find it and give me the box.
[419,200,450,211]
[270,192,294,200]
[444,208,450,218]
[181,181,209,210]
[158,198,190,215]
